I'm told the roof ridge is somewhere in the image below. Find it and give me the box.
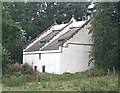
[39,21,73,50]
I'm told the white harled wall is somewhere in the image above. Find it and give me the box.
[59,22,94,74]
[40,53,60,74]
[23,53,40,69]
[59,45,92,74]
[23,52,61,74]
[23,21,94,74]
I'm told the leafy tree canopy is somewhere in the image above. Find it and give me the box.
[90,2,119,70]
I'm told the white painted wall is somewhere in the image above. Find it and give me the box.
[23,52,61,74]
[23,53,40,69]
[59,22,94,74]
[40,53,60,74]
[59,44,94,74]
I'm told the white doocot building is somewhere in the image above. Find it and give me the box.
[23,16,94,74]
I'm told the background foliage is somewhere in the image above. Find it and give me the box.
[90,2,119,70]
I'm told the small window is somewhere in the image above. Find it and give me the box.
[40,41,46,43]
[52,30,60,32]
[58,39,65,42]
[39,53,41,60]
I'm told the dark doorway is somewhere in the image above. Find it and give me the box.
[42,65,45,72]
[34,66,37,72]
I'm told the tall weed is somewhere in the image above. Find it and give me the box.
[3,75,26,87]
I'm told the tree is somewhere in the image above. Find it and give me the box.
[2,10,22,62]
[2,46,13,74]
[90,2,119,70]
[3,2,90,39]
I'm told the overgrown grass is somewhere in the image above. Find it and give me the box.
[2,63,38,87]
[2,67,118,91]
[2,75,118,91]
[2,75,27,87]
[40,67,107,82]
[41,72,88,82]
[0,84,2,92]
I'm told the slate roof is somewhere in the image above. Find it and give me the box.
[24,18,91,52]
[24,31,59,52]
[24,21,73,52]
[41,28,79,51]
[41,19,91,51]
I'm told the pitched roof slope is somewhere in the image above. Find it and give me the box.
[24,16,91,52]
[24,21,72,52]
[24,24,54,50]
[24,31,59,52]
[41,19,91,51]
[41,28,79,51]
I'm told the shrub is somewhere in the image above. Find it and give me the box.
[88,67,107,77]
[8,63,33,75]
[26,73,37,82]
[21,63,33,74]
[2,63,43,84]
[2,75,26,87]
[14,71,22,76]
[9,63,21,75]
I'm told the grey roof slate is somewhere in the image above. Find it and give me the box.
[41,28,79,51]
[41,19,91,51]
[24,24,54,50]
[24,18,91,52]
[24,31,59,52]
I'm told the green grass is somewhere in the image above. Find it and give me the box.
[40,67,108,82]
[2,75,118,91]
[41,72,88,81]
